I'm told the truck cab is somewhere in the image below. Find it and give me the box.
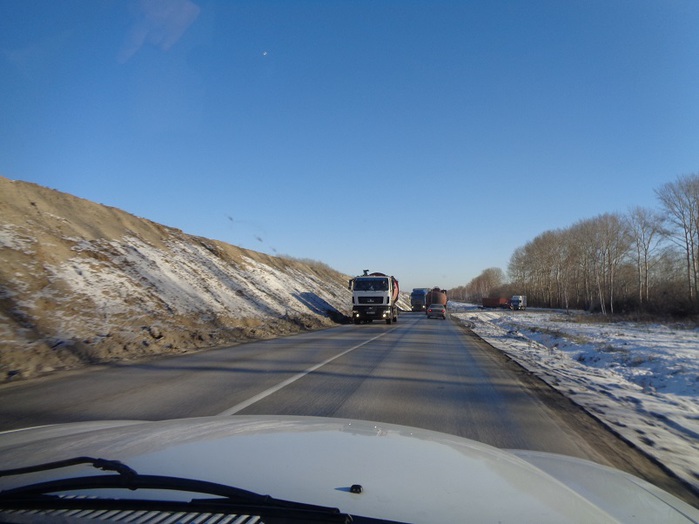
[349,271,399,324]
[510,295,527,310]
[410,288,429,311]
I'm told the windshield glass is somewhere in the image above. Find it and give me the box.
[354,278,388,291]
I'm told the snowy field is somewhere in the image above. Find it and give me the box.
[450,303,699,493]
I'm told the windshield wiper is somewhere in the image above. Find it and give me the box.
[0,457,352,523]
[0,456,138,479]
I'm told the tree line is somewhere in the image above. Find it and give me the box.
[449,174,699,316]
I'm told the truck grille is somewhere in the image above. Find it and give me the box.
[358,296,383,304]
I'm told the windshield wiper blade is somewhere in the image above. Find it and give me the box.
[0,456,137,479]
[0,459,353,523]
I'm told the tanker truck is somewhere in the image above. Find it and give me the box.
[349,270,400,324]
[425,287,448,307]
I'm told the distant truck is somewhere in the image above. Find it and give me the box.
[482,297,509,309]
[410,288,429,311]
[510,295,527,310]
[349,271,400,324]
[426,287,448,307]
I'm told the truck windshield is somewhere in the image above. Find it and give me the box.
[354,279,388,291]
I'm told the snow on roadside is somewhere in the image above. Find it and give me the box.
[60,235,348,321]
[450,303,699,493]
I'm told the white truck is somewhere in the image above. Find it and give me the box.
[349,270,400,324]
[510,295,527,310]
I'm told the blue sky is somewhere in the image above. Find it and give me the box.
[2,0,699,291]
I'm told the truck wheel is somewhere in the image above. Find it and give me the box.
[386,317,392,324]
[354,318,360,325]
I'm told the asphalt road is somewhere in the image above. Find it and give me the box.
[1,311,697,504]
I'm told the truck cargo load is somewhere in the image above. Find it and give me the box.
[426,287,448,307]
[482,297,509,308]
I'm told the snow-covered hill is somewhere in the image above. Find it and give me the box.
[0,176,362,381]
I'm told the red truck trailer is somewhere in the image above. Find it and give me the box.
[481,297,509,308]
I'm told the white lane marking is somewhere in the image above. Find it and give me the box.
[217,331,392,416]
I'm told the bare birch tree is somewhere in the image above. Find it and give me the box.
[596,213,632,314]
[568,219,603,311]
[656,174,699,307]
[455,175,699,315]
[460,267,506,302]
[626,207,665,306]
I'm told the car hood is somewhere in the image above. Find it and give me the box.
[0,415,697,523]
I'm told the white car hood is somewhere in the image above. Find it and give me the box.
[0,415,697,523]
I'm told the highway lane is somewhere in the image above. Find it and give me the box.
[2,311,696,504]
[0,312,651,460]
[0,327,389,430]
[228,313,604,460]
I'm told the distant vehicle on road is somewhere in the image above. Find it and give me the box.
[426,304,447,319]
[410,288,429,311]
[426,287,448,307]
[482,297,509,308]
[510,295,527,310]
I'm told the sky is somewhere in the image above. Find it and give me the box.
[2,0,699,291]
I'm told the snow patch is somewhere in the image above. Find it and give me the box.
[451,304,699,492]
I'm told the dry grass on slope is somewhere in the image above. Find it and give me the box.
[0,176,351,382]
